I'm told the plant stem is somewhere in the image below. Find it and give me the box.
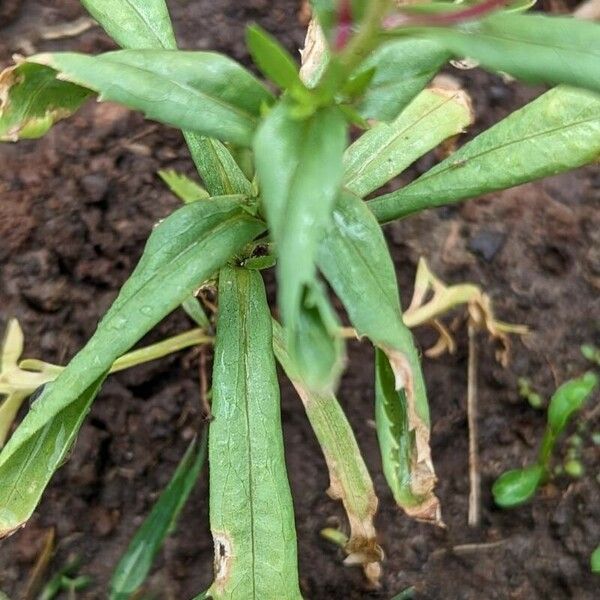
[338,0,392,73]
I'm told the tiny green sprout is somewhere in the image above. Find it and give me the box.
[494,372,598,508]
[518,376,544,409]
[592,432,600,446]
[581,344,600,366]
[592,545,600,574]
[492,465,544,508]
[320,527,349,549]
[563,459,584,478]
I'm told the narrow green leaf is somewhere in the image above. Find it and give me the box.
[2,51,273,146]
[272,320,382,581]
[0,377,105,538]
[254,102,347,391]
[0,197,264,537]
[344,87,472,197]
[357,38,449,121]
[369,86,600,223]
[110,433,207,599]
[492,465,544,508]
[318,192,441,524]
[158,169,209,203]
[547,372,598,435]
[247,24,301,90]
[81,0,176,50]
[184,133,253,197]
[411,13,600,95]
[181,297,211,330]
[209,268,301,599]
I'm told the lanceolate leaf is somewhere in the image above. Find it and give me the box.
[81,0,176,49]
[79,2,254,202]
[0,378,105,539]
[209,268,301,599]
[410,13,600,95]
[184,133,253,197]
[356,38,449,121]
[254,102,347,391]
[0,197,264,538]
[318,192,441,524]
[158,169,209,203]
[369,86,600,223]
[110,433,208,600]
[344,87,473,197]
[1,51,273,146]
[272,320,382,583]
[247,24,302,91]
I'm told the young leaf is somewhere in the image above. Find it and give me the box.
[369,86,600,223]
[110,433,207,599]
[272,320,382,584]
[317,192,441,525]
[209,267,301,599]
[247,24,302,90]
[254,101,347,391]
[356,38,449,121]
[410,13,600,95]
[0,196,264,537]
[80,0,176,50]
[492,465,544,508]
[80,0,253,200]
[158,169,209,203]
[547,372,598,435]
[344,86,473,197]
[181,297,211,330]
[184,133,253,197]
[0,377,105,539]
[1,51,274,146]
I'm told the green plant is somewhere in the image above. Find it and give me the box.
[1,0,600,596]
[493,372,598,508]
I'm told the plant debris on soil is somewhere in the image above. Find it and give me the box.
[1,2,599,599]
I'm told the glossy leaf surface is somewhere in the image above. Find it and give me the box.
[369,86,600,223]
[209,268,301,599]
[1,51,273,146]
[81,0,176,49]
[344,87,472,197]
[0,197,264,537]
[412,13,600,94]
[318,192,441,524]
[492,465,543,508]
[254,102,347,391]
[357,38,449,121]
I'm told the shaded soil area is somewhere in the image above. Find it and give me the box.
[1,1,599,598]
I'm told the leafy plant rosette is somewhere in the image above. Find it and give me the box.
[1,0,600,597]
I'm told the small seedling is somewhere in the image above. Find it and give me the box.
[1,0,600,596]
[493,372,599,508]
[518,377,544,409]
[582,344,600,367]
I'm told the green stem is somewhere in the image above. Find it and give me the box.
[19,329,212,381]
[338,0,392,73]
[537,428,555,477]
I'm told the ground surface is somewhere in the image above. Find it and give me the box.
[0,1,599,599]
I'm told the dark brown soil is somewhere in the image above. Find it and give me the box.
[1,2,599,599]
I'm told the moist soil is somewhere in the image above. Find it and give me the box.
[1,2,599,598]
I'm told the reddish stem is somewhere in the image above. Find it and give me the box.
[335,0,354,50]
[384,0,508,29]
